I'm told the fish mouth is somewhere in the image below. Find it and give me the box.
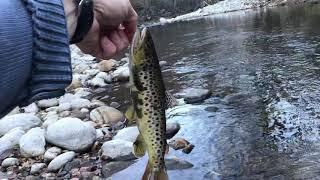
[131,27,147,50]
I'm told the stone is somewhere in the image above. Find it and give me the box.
[159,61,167,67]
[74,64,89,74]
[70,109,88,120]
[74,88,92,98]
[98,59,117,72]
[59,111,71,118]
[45,106,59,112]
[37,98,59,108]
[30,163,46,174]
[101,161,135,178]
[113,127,139,143]
[0,113,41,136]
[112,65,129,82]
[175,88,211,103]
[1,158,19,167]
[109,102,120,109]
[90,106,125,126]
[44,147,62,162]
[58,103,71,112]
[45,118,96,151]
[0,128,25,155]
[66,77,82,91]
[48,152,76,172]
[19,127,45,157]
[70,98,91,110]
[96,129,104,141]
[96,72,112,83]
[88,77,108,87]
[101,140,135,161]
[89,100,106,109]
[165,157,193,170]
[120,57,129,63]
[165,123,180,139]
[42,113,59,129]
[24,103,39,114]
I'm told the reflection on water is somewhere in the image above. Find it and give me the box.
[113,4,320,179]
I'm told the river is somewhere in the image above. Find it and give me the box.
[112,4,320,180]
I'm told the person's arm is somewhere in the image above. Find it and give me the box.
[0,0,137,118]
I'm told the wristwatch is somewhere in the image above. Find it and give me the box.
[70,0,94,44]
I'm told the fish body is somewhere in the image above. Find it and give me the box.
[129,27,168,180]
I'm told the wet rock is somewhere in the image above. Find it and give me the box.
[58,103,71,112]
[165,157,194,170]
[45,118,96,151]
[98,59,118,72]
[30,163,46,174]
[113,126,139,143]
[168,138,195,154]
[0,113,41,136]
[1,158,19,167]
[48,151,76,172]
[24,103,39,114]
[101,140,135,161]
[110,102,121,109]
[101,161,136,178]
[19,127,45,157]
[175,88,211,103]
[205,106,219,112]
[166,123,181,139]
[112,65,130,82]
[90,106,125,126]
[0,128,25,155]
[37,98,59,108]
[44,147,62,162]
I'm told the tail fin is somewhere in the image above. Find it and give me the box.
[142,162,168,180]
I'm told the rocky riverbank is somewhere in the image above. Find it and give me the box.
[0,46,209,179]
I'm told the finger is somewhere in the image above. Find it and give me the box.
[109,31,123,52]
[117,29,130,49]
[123,6,138,42]
[101,36,117,59]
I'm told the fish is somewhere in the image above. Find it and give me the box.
[127,27,169,180]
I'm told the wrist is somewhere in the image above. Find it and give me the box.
[63,0,78,40]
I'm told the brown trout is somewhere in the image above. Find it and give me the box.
[128,27,168,180]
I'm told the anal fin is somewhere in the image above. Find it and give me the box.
[133,134,146,157]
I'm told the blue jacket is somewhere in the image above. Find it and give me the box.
[0,0,72,117]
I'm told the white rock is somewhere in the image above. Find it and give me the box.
[88,77,108,87]
[70,98,91,110]
[47,151,76,172]
[96,72,112,83]
[42,113,59,129]
[101,140,135,161]
[74,88,92,98]
[90,106,125,126]
[0,113,41,136]
[74,64,89,74]
[59,111,71,118]
[112,65,129,82]
[45,118,96,151]
[30,163,46,174]
[0,128,25,155]
[44,147,62,162]
[80,108,89,114]
[89,100,106,109]
[1,158,19,167]
[96,129,104,140]
[58,103,71,112]
[37,98,59,108]
[84,69,99,76]
[45,106,59,112]
[23,103,39,114]
[113,127,139,143]
[19,127,45,157]
[175,88,212,103]
[59,93,80,104]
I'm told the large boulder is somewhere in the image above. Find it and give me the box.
[0,113,41,136]
[19,127,46,157]
[45,118,96,152]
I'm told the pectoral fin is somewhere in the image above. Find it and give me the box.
[125,105,137,125]
[133,134,146,157]
[165,91,179,108]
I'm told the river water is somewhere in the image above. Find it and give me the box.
[112,4,320,180]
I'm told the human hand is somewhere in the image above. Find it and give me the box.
[65,0,138,59]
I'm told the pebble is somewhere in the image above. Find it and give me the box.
[44,147,62,162]
[112,65,129,82]
[70,98,91,110]
[175,88,211,103]
[48,151,76,172]
[98,59,117,72]
[19,127,46,157]
[0,128,25,155]
[30,163,46,174]
[101,140,135,161]
[1,158,19,167]
[96,72,112,83]
[88,77,108,87]
[42,112,59,129]
[113,126,139,143]
[23,103,39,114]
[109,102,121,109]
[0,113,41,136]
[45,118,96,151]
[37,98,59,108]
[90,106,125,126]
[58,103,71,112]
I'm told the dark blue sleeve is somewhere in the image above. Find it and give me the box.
[0,0,72,117]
